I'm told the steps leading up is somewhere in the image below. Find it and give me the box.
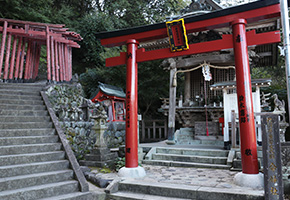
[0,83,92,200]
[143,147,231,169]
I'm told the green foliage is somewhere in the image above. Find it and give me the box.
[115,157,126,172]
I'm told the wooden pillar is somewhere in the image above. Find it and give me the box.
[46,26,51,81]
[54,41,59,82]
[58,43,63,81]
[232,19,259,174]
[33,44,41,80]
[69,46,72,80]
[14,37,23,80]
[24,40,32,80]
[19,39,26,79]
[8,36,18,81]
[64,44,69,81]
[3,25,12,81]
[167,58,177,143]
[29,42,36,80]
[0,21,8,78]
[184,72,191,105]
[60,43,65,81]
[50,36,55,82]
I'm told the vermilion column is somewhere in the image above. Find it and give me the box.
[125,39,139,168]
[232,19,259,174]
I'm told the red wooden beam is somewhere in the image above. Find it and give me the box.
[0,18,65,28]
[64,44,69,81]
[24,40,32,80]
[3,25,12,80]
[14,37,23,79]
[46,26,51,81]
[51,36,56,81]
[55,41,59,82]
[0,21,8,78]
[19,39,26,79]
[106,30,280,67]
[100,4,280,47]
[33,44,41,80]
[59,43,64,81]
[9,36,18,80]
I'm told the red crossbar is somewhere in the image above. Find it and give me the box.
[106,30,280,67]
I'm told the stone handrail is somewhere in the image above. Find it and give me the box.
[41,91,89,192]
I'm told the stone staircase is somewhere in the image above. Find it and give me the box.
[143,147,231,169]
[0,83,92,200]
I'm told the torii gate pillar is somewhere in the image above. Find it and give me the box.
[232,19,263,188]
[118,39,146,178]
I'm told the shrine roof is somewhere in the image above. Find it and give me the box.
[95,0,280,42]
[210,79,271,90]
[91,82,126,99]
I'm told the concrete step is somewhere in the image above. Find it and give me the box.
[152,153,227,165]
[0,89,41,96]
[109,191,190,200]
[142,160,231,169]
[0,94,42,100]
[115,179,264,200]
[0,151,65,166]
[0,135,59,146]
[0,104,46,111]
[0,99,44,105]
[39,192,93,200]
[156,147,229,157]
[0,116,50,123]
[0,109,48,116]
[0,83,45,90]
[0,160,70,178]
[0,122,53,129]
[0,128,55,137]
[0,170,73,192]
[0,143,62,155]
[0,180,79,200]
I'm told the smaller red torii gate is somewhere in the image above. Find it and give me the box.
[96,0,281,178]
[0,18,82,83]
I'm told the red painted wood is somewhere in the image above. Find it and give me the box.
[29,42,36,79]
[58,42,64,81]
[46,26,51,81]
[33,44,41,79]
[24,40,32,80]
[101,4,280,47]
[50,36,56,81]
[19,39,26,79]
[125,39,139,168]
[64,44,69,81]
[0,18,65,28]
[9,36,18,79]
[55,41,59,82]
[14,37,23,79]
[232,19,259,174]
[3,25,13,80]
[106,30,280,67]
[0,21,8,78]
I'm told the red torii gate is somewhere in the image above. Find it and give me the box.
[96,0,281,177]
[0,18,82,83]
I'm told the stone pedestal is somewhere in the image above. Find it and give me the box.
[80,118,117,168]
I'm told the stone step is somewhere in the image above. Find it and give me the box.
[39,192,93,200]
[142,160,231,169]
[0,109,48,116]
[0,170,73,192]
[114,180,264,200]
[0,89,41,96]
[0,116,50,123]
[0,83,45,89]
[0,135,59,146]
[0,180,79,200]
[156,147,229,157]
[0,128,55,137]
[0,143,62,155]
[0,122,53,129]
[0,151,65,166]
[109,191,190,200]
[0,94,42,100]
[0,99,44,105]
[0,160,70,178]
[152,153,227,165]
[0,104,46,111]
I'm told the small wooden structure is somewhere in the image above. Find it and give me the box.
[91,82,126,122]
[0,18,82,82]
